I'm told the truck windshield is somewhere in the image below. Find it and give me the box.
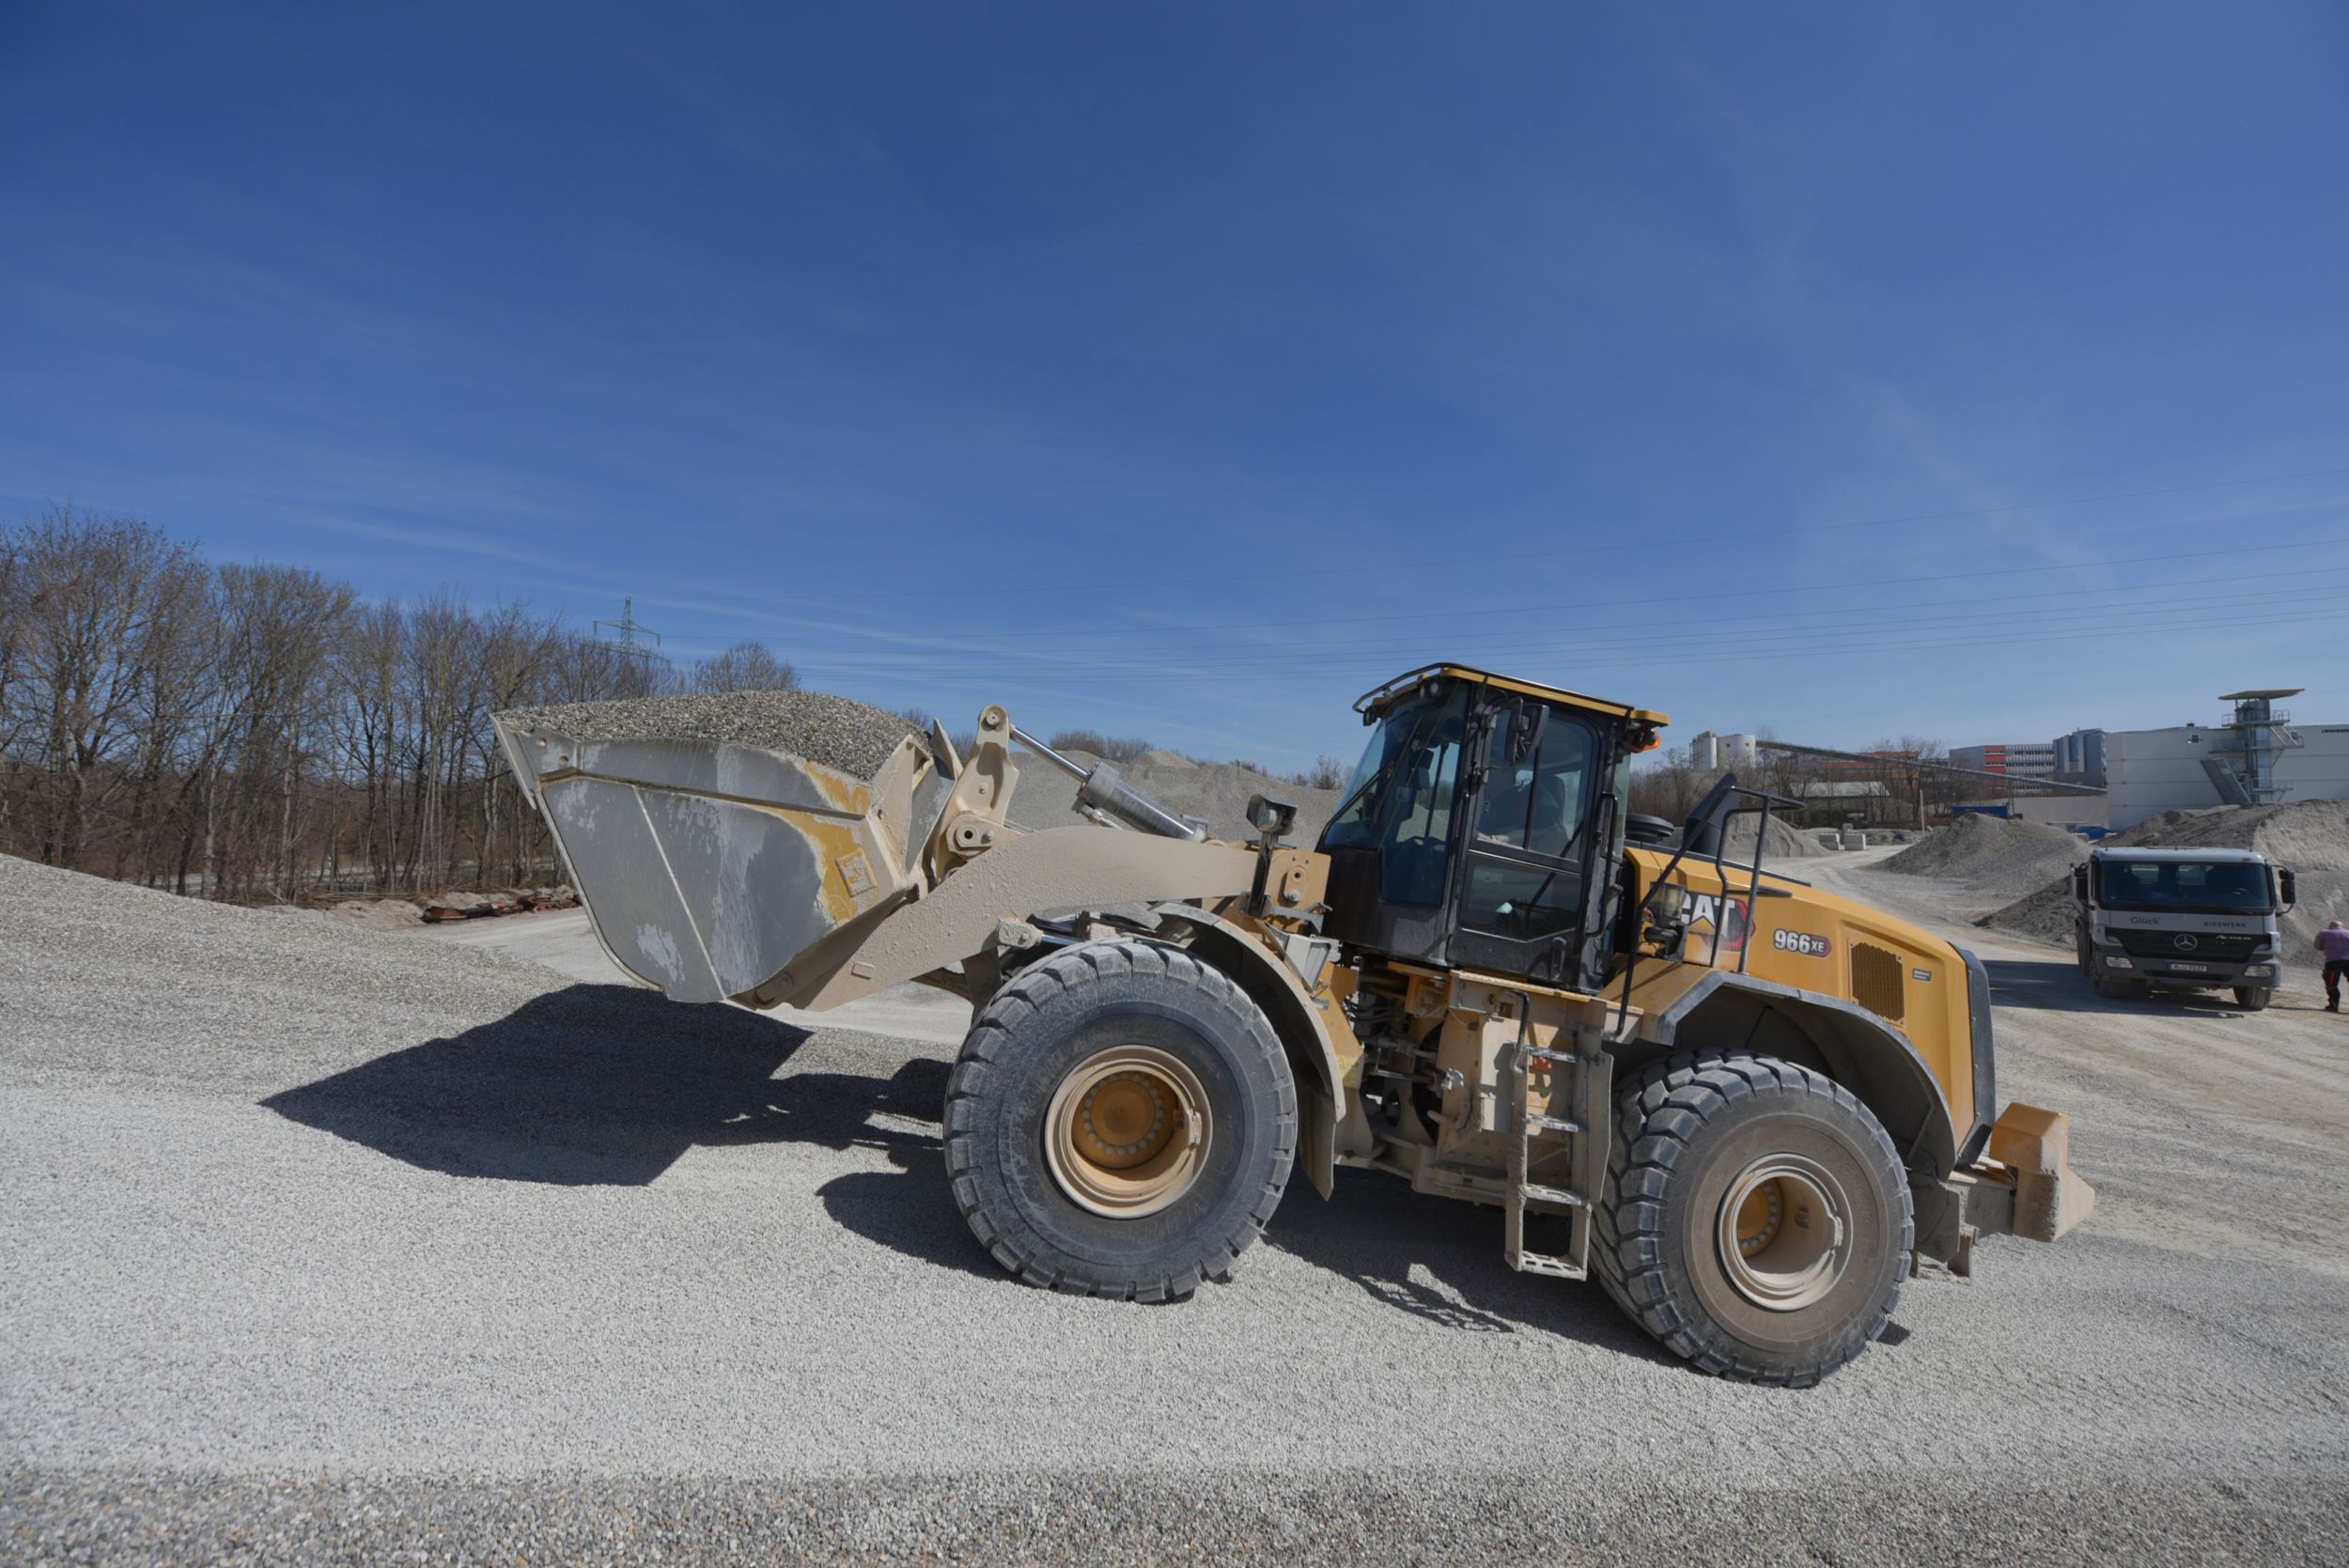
[2095,858,2271,912]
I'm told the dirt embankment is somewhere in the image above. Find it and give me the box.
[1881,813,2088,906]
[1009,752,1344,844]
[1983,800,2349,967]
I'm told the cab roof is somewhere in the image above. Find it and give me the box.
[2091,846,2267,863]
[1355,663,1670,727]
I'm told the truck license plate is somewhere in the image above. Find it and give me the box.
[2169,961,2208,973]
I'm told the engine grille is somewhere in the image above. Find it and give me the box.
[2110,929,2263,961]
[1850,942,1907,1024]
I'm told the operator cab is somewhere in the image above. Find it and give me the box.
[1315,665,1664,988]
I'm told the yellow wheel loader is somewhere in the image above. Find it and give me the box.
[495,665,2092,1384]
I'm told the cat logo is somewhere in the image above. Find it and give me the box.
[1684,892,1749,958]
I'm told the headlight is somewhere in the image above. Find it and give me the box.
[1646,882,1688,924]
[2105,956,2134,970]
[2243,964,2273,977]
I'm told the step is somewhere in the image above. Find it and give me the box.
[1522,1047,1597,1068]
[1509,1250,1586,1281]
[1525,1113,1581,1135]
[1516,1183,1586,1209]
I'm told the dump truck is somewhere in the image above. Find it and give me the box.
[2074,845,2296,1010]
[495,665,2093,1384]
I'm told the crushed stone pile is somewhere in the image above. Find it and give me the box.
[1983,800,2349,965]
[326,898,429,931]
[1723,814,1831,862]
[498,691,923,782]
[1008,751,1345,845]
[0,851,575,1091]
[1882,814,2088,903]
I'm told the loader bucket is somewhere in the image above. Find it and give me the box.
[493,707,947,1006]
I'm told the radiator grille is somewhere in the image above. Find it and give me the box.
[2110,929,2262,961]
[1850,942,1907,1024]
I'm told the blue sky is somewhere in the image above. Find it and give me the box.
[6,3,2347,768]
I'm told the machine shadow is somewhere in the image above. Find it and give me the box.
[1983,956,2265,1016]
[1264,1177,1676,1361]
[261,983,952,1188]
[1982,957,2096,1013]
[260,986,1745,1352]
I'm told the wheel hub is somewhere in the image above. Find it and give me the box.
[1716,1154,1851,1312]
[1044,1046,1211,1219]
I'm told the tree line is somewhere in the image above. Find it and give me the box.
[0,505,797,902]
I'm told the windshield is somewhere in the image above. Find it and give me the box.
[1318,688,1469,905]
[2095,858,2272,912]
[1322,691,1458,850]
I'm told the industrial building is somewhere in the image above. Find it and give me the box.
[1687,731,1759,770]
[1947,740,2058,781]
[2051,728,2107,785]
[2106,690,2349,831]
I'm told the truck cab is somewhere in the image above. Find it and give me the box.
[2075,846,2296,1009]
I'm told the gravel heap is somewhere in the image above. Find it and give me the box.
[1983,800,2349,964]
[1008,750,1346,844]
[498,690,924,782]
[1722,813,1831,862]
[1883,813,2087,902]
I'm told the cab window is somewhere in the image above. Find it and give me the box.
[1459,706,1598,942]
[1319,687,1469,906]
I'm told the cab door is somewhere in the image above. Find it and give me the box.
[1449,700,1605,985]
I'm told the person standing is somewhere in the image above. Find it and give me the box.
[2320,920,2349,1013]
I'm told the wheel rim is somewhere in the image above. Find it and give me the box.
[1716,1153,1852,1312]
[1043,1046,1212,1219]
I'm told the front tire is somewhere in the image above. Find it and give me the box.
[1594,1051,1911,1386]
[943,939,1297,1301]
[2233,986,2273,1011]
[2092,977,2140,1001]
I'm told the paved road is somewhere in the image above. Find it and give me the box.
[3,851,2344,1563]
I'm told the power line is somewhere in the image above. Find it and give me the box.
[782,599,2349,689]
[760,579,2349,680]
[674,460,2349,607]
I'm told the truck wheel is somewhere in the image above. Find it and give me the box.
[943,939,1297,1301]
[2233,986,2273,1011]
[2076,927,2092,975]
[2091,977,2140,1001]
[1593,1050,1911,1386]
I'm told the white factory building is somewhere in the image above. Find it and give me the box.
[1688,731,1759,770]
[2106,690,2349,831]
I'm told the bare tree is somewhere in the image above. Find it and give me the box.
[693,641,797,693]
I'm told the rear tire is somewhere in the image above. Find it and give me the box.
[943,939,1297,1301]
[2233,986,2273,1011]
[1593,1050,1911,1386]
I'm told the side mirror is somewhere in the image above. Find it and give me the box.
[2278,867,2296,911]
[2071,865,2090,900]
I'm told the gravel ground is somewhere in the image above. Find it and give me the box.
[4,849,2346,1563]
[498,690,923,781]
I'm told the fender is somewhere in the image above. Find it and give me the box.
[1152,907,1346,1200]
[1641,968,1962,1179]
